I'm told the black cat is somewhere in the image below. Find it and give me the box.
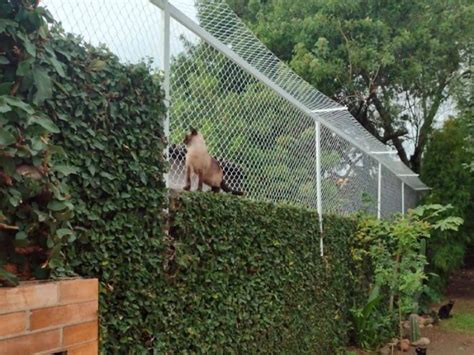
[415,347,427,355]
[438,299,455,319]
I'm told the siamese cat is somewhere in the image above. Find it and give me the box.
[183,128,243,195]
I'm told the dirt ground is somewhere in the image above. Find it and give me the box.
[350,267,474,355]
[423,268,474,355]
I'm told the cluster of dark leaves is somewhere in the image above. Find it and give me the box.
[0,0,75,285]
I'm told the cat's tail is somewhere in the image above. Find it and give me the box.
[221,180,244,196]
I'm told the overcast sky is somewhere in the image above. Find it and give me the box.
[42,0,198,69]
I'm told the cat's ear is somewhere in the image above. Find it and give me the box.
[190,127,198,135]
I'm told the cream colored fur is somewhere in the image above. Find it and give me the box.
[184,133,223,190]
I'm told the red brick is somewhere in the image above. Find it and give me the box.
[0,283,58,314]
[0,312,27,338]
[63,320,98,347]
[69,340,98,355]
[59,279,98,304]
[30,301,98,331]
[0,329,60,355]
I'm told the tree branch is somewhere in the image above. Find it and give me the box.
[410,82,447,171]
[371,94,410,166]
[381,129,408,144]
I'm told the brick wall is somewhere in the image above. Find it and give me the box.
[0,278,98,355]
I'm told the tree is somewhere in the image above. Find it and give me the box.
[421,117,474,283]
[227,0,473,172]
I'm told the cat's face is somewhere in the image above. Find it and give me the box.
[183,128,198,145]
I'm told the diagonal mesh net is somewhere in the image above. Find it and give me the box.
[320,125,379,215]
[168,22,318,205]
[41,0,426,218]
[381,166,403,219]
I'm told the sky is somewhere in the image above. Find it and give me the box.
[42,0,199,69]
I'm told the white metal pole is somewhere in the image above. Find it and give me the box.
[401,182,405,215]
[315,121,323,256]
[377,162,382,219]
[159,0,171,187]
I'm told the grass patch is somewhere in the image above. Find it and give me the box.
[441,312,474,334]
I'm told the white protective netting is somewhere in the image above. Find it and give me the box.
[42,0,427,218]
[381,166,403,219]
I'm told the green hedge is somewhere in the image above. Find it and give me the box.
[41,30,167,352]
[163,192,359,353]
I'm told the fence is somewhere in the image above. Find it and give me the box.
[43,0,428,224]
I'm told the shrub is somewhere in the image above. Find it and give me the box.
[163,192,359,353]
[352,205,462,348]
[45,33,167,352]
[0,0,74,285]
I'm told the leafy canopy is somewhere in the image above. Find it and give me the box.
[227,0,474,172]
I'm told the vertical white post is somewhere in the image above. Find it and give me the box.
[377,162,382,219]
[159,0,171,187]
[401,181,405,215]
[315,121,323,256]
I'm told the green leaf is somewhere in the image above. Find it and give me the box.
[0,268,19,286]
[88,59,107,71]
[32,66,53,104]
[433,216,464,231]
[47,200,68,211]
[30,116,60,133]
[0,96,35,114]
[0,156,15,174]
[100,171,115,180]
[46,53,66,77]
[0,19,18,32]
[0,56,9,64]
[34,210,48,222]
[0,82,13,95]
[53,165,79,176]
[16,58,34,76]
[48,144,66,156]
[16,32,36,57]
[56,228,74,238]
[0,128,16,146]
[15,231,28,240]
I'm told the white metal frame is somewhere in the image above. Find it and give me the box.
[401,182,405,215]
[315,121,323,255]
[159,0,171,187]
[377,163,382,219]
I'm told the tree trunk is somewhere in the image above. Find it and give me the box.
[371,95,410,166]
[410,85,446,172]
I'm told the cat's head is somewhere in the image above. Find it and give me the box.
[183,128,201,146]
